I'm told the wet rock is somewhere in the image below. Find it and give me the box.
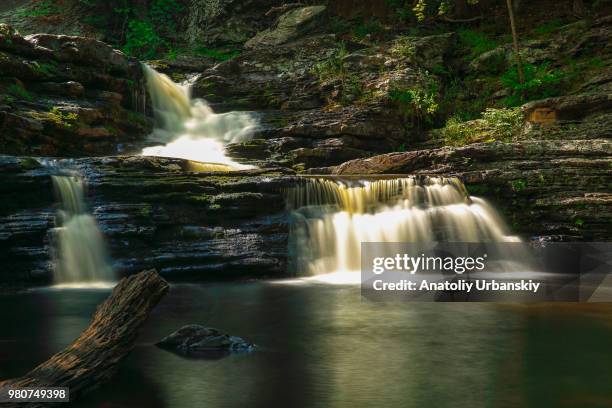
[0,155,293,285]
[157,325,255,357]
[0,25,150,157]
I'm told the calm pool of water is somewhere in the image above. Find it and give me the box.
[1,281,612,408]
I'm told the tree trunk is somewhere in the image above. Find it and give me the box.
[506,0,525,88]
[0,270,169,407]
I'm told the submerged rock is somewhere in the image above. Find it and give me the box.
[157,325,255,357]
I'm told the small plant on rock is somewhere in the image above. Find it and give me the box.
[389,36,416,61]
[437,107,523,146]
[501,62,564,106]
[458,29,499,60]
[390,85,439,130]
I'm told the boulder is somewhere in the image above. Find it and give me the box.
[244,5,327,49]
[156,325,255,357]
[24,34,129,73]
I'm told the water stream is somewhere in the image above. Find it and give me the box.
[51,174,114,286]
[288,177,521,282]
[140,65,257,169]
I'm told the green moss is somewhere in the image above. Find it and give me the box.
[510,179,528,192]
[292,163,305,173]
[170,72,187,82]
[19,158,41,170]
[48,107,79,129]
[193,46,240,61]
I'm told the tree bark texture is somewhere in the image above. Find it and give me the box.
[0,270,169,407]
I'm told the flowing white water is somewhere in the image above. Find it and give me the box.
[51,175,114,286]
[288,177,521,282]
[141,65,257,169]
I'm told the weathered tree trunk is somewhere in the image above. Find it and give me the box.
[506,0,525,88]
[0,270,169,407]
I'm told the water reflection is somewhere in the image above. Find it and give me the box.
[1,283,612,407]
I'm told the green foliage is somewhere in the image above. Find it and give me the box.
[510,179,527,192]
[123,20,162,59]
[389,36,415,61]
[194,47,240,61]
[458,29,499,59]
[386,0,479,22]
[438,107,522,146]
[482,107,523,139]
[313,44,350,82]
[352,19,383,40]
[438,77,489,121]
[501,62,564,106]
[83,14,109,27]
[7,84,32,100]
[390,84,439,130]
[329,17,352,35]
[313,44,364,105]
[534,19,564,35]
[48,107,79,129]
[30,61,57,76]
[18,0,60,17]
[150,0,183,34]
[2,94,16,106]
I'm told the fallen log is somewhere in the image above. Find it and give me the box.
[0,269,169,407]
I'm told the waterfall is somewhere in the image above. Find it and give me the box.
[51,175,114,286]
[141,65,256,169]
[288,177,521,279]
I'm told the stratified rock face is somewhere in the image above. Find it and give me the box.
[0,155,293,287]
[0,24,151,156]
[322,134,612,241]
[244,5,327,49]
[157,325,255,357]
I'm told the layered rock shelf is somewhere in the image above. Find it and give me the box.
[0,24,150,156]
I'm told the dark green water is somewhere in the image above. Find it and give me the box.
[1,281,612,408]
